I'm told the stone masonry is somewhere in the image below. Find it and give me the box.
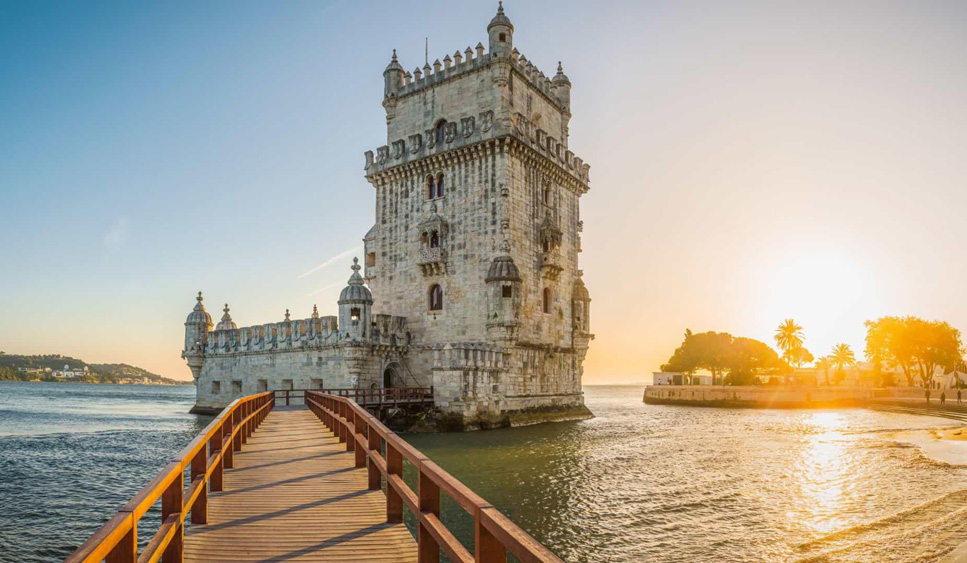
[184,4,593,429]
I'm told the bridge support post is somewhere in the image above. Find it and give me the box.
[210,428,223,492]
[104,515,136,563]
[190,448,207,524]
[354,414,366,467]
[475,511,507,563]
[368,424,381,490]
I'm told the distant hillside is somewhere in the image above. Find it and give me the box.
[0,353,188,385]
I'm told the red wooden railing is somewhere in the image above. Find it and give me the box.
[275,387,434,408]
[64,392,275,563]
[305,390,563,563]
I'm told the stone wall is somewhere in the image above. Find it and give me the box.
[643,385,874,408]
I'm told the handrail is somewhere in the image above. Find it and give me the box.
[305,390,562,563]
[272,387,434,408]
[64,391,275,563]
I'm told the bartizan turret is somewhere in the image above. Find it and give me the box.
[485,241,522,341]
[182,292,213,383]
[338,257,373,341]
[487,1,514,58]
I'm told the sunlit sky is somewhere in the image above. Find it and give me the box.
[1,1,965,383]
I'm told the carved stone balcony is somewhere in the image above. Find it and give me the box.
[540,251,564,280]
[418,247,446,276]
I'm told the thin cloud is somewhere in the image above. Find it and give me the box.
[103,217,128,253]
[304,281,343,298]
[298,245,363,279]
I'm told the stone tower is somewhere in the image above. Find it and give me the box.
[362,3,593,426]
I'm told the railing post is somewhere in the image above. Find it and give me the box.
[286,389,290,406]
[104,515,136,563]
[161,470,184,563]
[475,509,506,563]
[346,405,356,452]
[353,412,365,466]
[222,417,234,470]
[190,448,207,524]
[367,423,381,490]
[210,428,223,492]
[418,468,441,563]
[386,443,403,523]
[232,409,242,453]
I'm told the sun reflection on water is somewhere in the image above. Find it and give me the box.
[792,411,854,535]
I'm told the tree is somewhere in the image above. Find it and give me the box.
[815,356,832,386]
[830,343,856,385]
[865,316,964,387]
[726,337,785,385]
[784,346,814,370]
[774,319,804,355]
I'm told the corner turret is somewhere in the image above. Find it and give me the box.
[485,241,522,341]
[551,62,572,113]
[182,291,213,382]
[338,258,374,341]
[383,49,404,98]
[487,2,514,58]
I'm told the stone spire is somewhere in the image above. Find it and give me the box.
[312,304,319,319]
[284,309,291,321]
[215,303,237,331]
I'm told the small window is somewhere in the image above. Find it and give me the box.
[366,252,376,267]
[282,379,294,391]
[435,120,447,144]
[542,239,550,253]
[310,378,324,389]
[436,174,445,197]
[427,175,435,199]
[429,284,444,311]
[502,285,513,298]
[257,379,268,392]
[430,232,439,248]
[350,307,360,322]
[542,288,552,314]
[232,380,242,394]
[499,33,506,42]
[542,186,551,204]
[211,381,221,395]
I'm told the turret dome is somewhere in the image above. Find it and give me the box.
[572,278,591,302]
[552,61,571,85]
[488,1,514,33]
[384,49,404,73]
[215,303,237,331]
[185,292,213,327]
[338,258,374,304]
[486,255,522,282]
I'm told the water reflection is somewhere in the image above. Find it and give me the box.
[405,386,967,562]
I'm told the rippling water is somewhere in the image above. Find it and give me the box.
[2,382,966,562]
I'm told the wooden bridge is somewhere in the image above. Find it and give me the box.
[65,389,561,563]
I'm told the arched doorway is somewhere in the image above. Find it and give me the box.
[383,363,402,388]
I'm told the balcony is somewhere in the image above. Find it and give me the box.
[418,247,446,276]
[540,251,564,280]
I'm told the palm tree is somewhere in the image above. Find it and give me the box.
[830,343,857,385]
[775,319,804,353]
[775,319,804,383]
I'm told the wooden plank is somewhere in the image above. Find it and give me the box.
[183,409,417,562]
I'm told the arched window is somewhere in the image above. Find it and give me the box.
[429,284,444,311]
[542,288,552,314]
[350,307,360,323]
[542,238,550,253]
[436,173,445,198]
[427,175,435,199]
[435,120,447,144]
[542,186,551,205]
[430,232,439,248]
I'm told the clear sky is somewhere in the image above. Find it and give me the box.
[1,1,965,383]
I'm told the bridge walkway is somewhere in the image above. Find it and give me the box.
[184,407,417,562]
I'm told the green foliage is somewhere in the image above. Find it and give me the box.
[662,330,785,385]
[0,354,186,385]
[864,316,964,387]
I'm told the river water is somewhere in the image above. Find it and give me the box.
[1,382,966,562]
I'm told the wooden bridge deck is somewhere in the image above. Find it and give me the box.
[184,408,417,562]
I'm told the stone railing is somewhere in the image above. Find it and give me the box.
[418,246,445,264]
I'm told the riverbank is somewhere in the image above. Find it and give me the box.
[643,384,872,408]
